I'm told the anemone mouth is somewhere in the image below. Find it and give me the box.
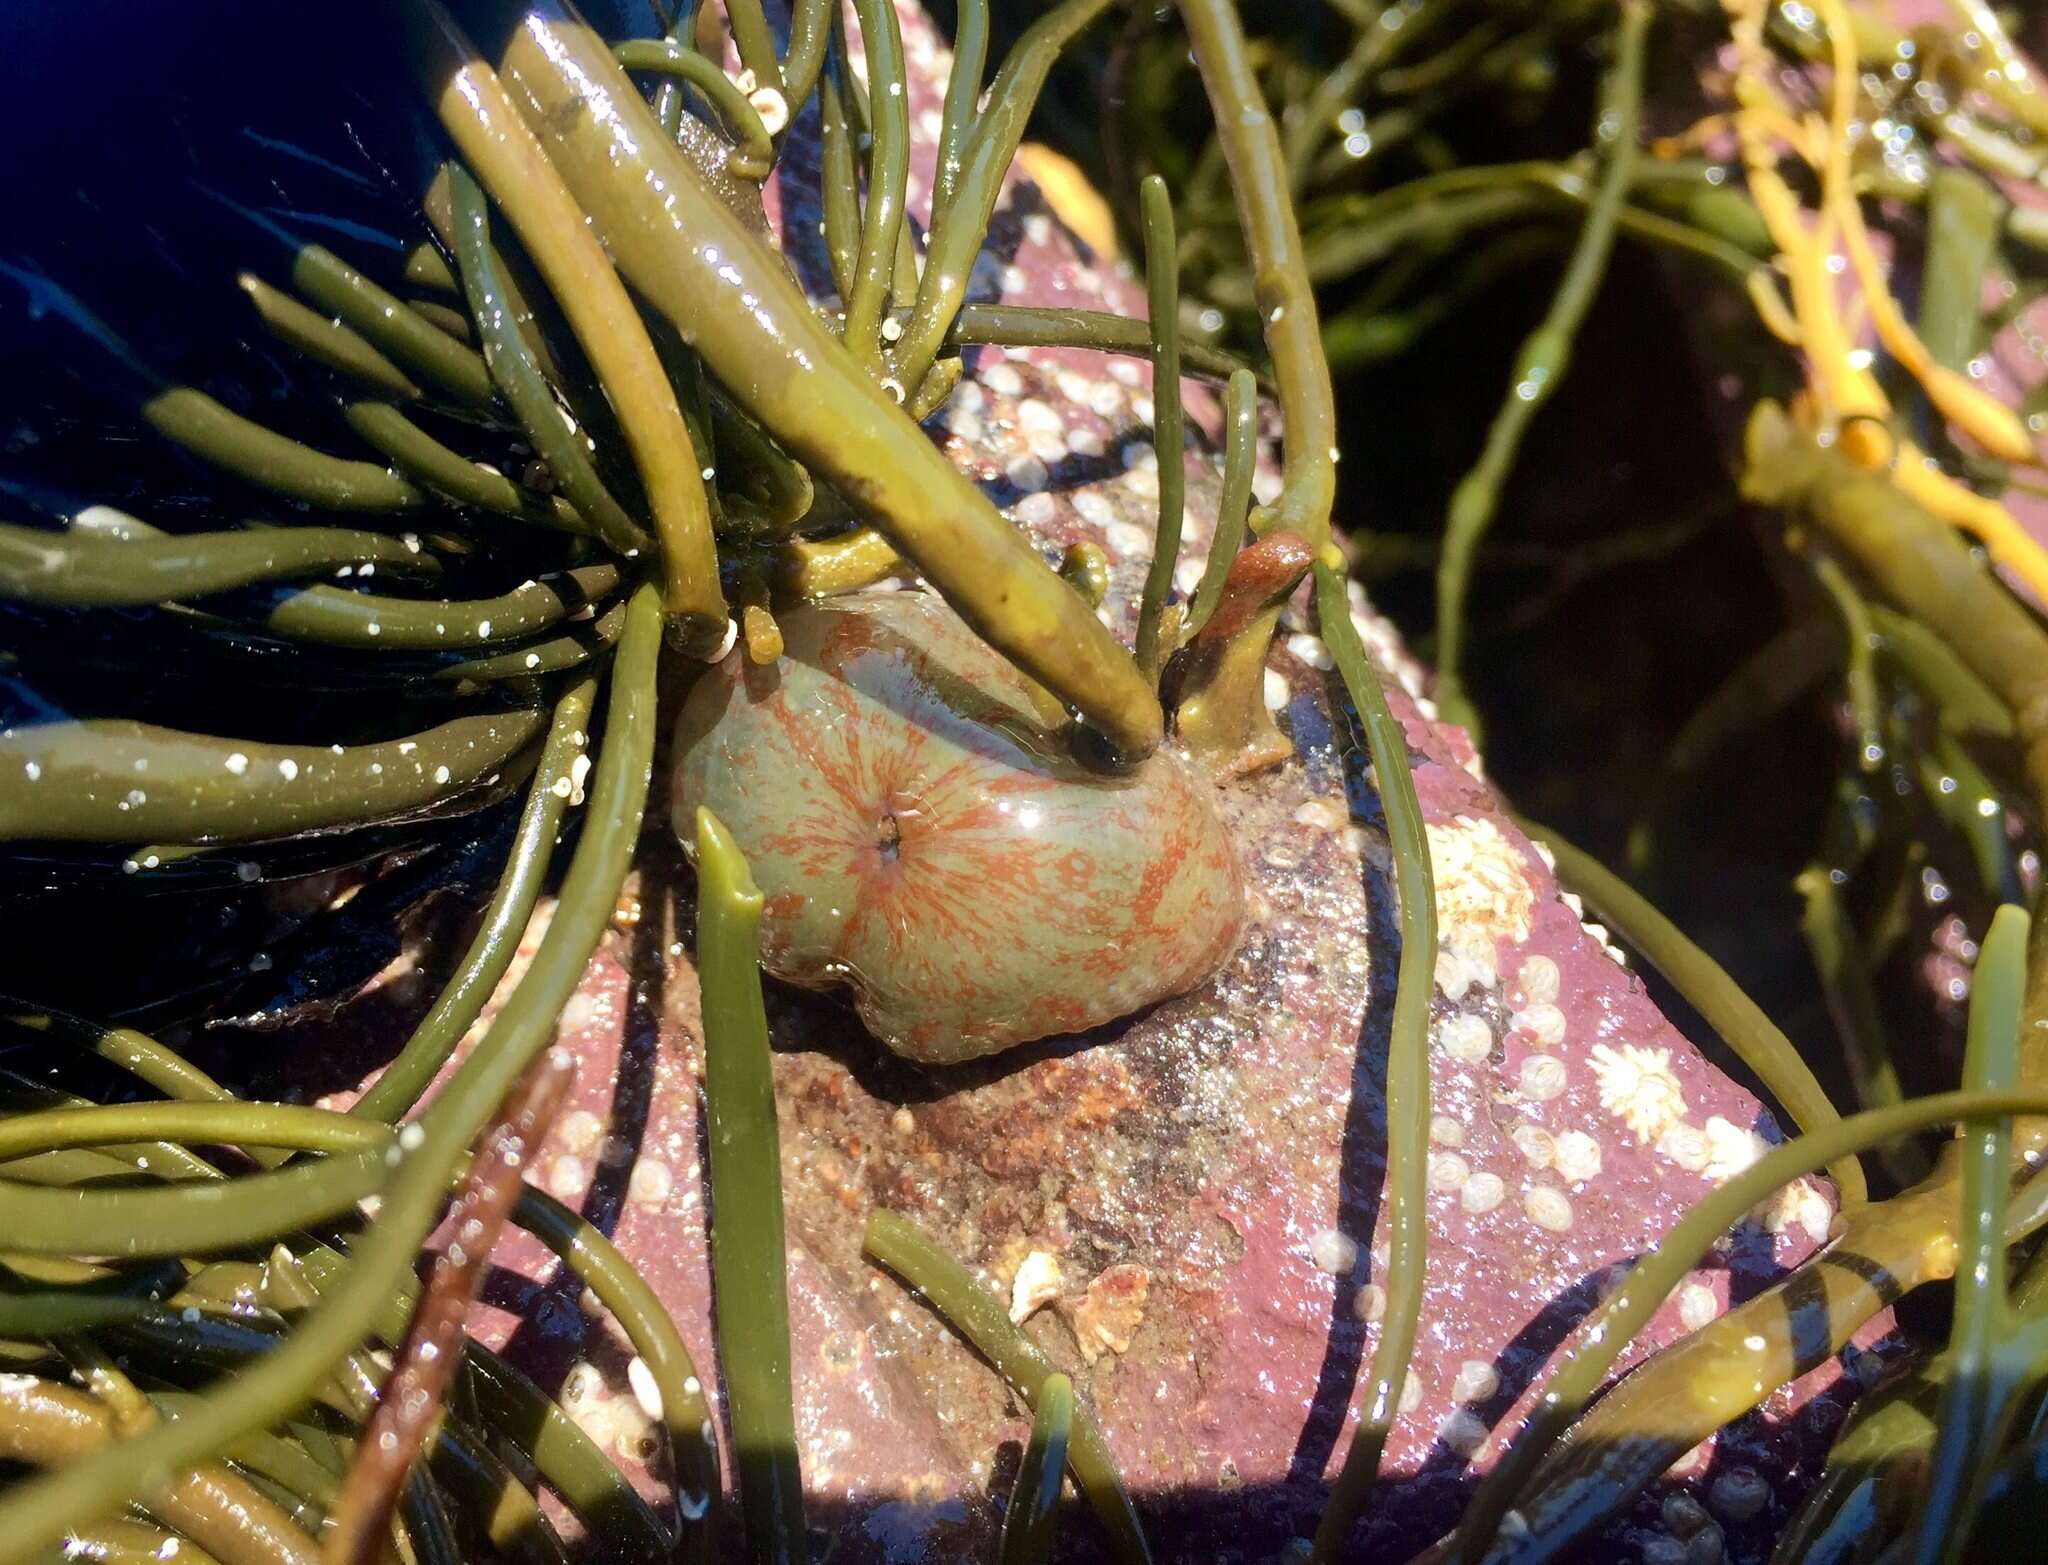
[875,808,906,859]
[874,788,925,860]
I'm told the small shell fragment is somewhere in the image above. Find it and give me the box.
[1009,1250,1064,1324]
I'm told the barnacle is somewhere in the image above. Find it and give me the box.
[1424,814,1536,993]
[1589,1042,1689,1145]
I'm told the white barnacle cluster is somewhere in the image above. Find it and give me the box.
[1678,1280,1720,1331]
[1430,954,1608,1231]
[1702,1115,1767,1183]
[1489,1118,1604,1239]
[1518,1054,1569,1102]
[1426,815,1536,1000]
[559,1357,660,1467]
[1551,1129,1603,1182]
[1513,1002,1567,1049]
[1758,1176,1833,1243]
[1434,1011,1495,1064]
[1590,1045,1821,1234]
[1507,954,1569,1050]
[1522,1185,1574,1233]
[1589,1042,1688,1144]
[1551,883,1630,968]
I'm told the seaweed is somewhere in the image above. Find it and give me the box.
[2,1,2048,1562]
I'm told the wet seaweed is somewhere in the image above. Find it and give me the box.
[3,2,2048,1563]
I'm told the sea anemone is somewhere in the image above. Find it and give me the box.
[672,589,1244,1062]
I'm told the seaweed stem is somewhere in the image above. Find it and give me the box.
[1432,0,1649,738]
[862,1209,1151,1565]
[930,0,989,221]
[842,0,911,370]
[0,584,665,1563]
[409,6,727,648]
[887,0,1117,397]
[696,808,808,1565]
[1135,174,1187,681]
[0,1371,320,1565]
[1180,368,1257,642]
[491,3,1160,757]
[999,1372,1072,1565]
[1902,904,2033,1565]
[326,1048,576,1565]
[614,39,776,179]
[1529,824,1866,1205]
[1174,0,1336,557]
[1310,558,1435,1560]
[1811,553,1885,772]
